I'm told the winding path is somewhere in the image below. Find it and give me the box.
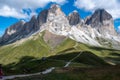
[64,51,83,67]
[2,67,55,80]
[2,51,83,80]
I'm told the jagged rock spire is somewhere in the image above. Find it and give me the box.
[0,5,119,47]
[0,20,25,44]
[40,4,70,34]
[22,15,38,35]
[37,9,48,26]
[68,10,81,25]
[85,9,117,35]
[85,9,113,26]
[49,4,61,13]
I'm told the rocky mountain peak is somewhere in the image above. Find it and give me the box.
[37,9,48,26]
[0,21,25,44]
[4,21,25,36]
[22,15,38,35]
[50,4,61,12]
[0,5,119,47]
[29,15,38,25]
[95,9,112,21]
[41,4,70,35]
[85,9,116,35]
[30,15,37,22]
[85,9,112,26]
[47,4,67,22]
[68,10,81,25]
[49,4,63,16]
[50,4,60,8]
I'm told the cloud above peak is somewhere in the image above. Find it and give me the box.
[0,0,67,19]
[0,5,28,19]
[74,0,120,19]
[0,0,120,20]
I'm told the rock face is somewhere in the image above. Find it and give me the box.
[0,16,39,45]
[22,15,38,36]
[0,4,120,49]
[85,9,112,25]
[40,4,70,35]
[0,21,25,44]
[37,9,48,26]
[85,9,117,35]
[68,10,81,25]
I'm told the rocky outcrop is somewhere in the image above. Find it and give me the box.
[85,9,112,26]
[0,4,120,49]
[22,15,38,36]
[68,10,81,25]
[37,9,48,26]
[0,16,39,45]
[0,21,25,45]
[85,9,117,35]
[40,4,70,35]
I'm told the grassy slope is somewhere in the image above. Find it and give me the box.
[0,33,51,65]
[3,51,109,75]
[3,56,66,75]
[13,66,120,80]
[0,31,120,75]
[0,34,77,65]
[48,51,109,66]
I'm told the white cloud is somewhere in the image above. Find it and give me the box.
[0,0,67,19]
[74,0,120,19]
[0,5,28,19]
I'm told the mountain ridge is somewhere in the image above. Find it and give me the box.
[0,4,120,79]
[0,4,120,50]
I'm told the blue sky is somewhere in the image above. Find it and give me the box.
[0,0,120,36]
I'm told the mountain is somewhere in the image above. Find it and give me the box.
[41,4,70,35]
[1,30,120,75]
[0,4,120,49]
[0,21,25,45]
[37,9,48,26]
[67,10,81,25]
[22,15,38,35]
[85,9,117,36]
[0,5,119,49]
[0,4,120,78]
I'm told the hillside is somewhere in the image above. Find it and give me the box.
[0,4,120,80]
[0,30,120,65]
[1,4,120,50]
[12,66,120,80]
[0,30,120,76]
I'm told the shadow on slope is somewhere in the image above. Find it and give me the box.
[3,56,66,75]
[12,65,120,80]
[3,51,109,75]
[48,51,110,66]
[89,46,120,51]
